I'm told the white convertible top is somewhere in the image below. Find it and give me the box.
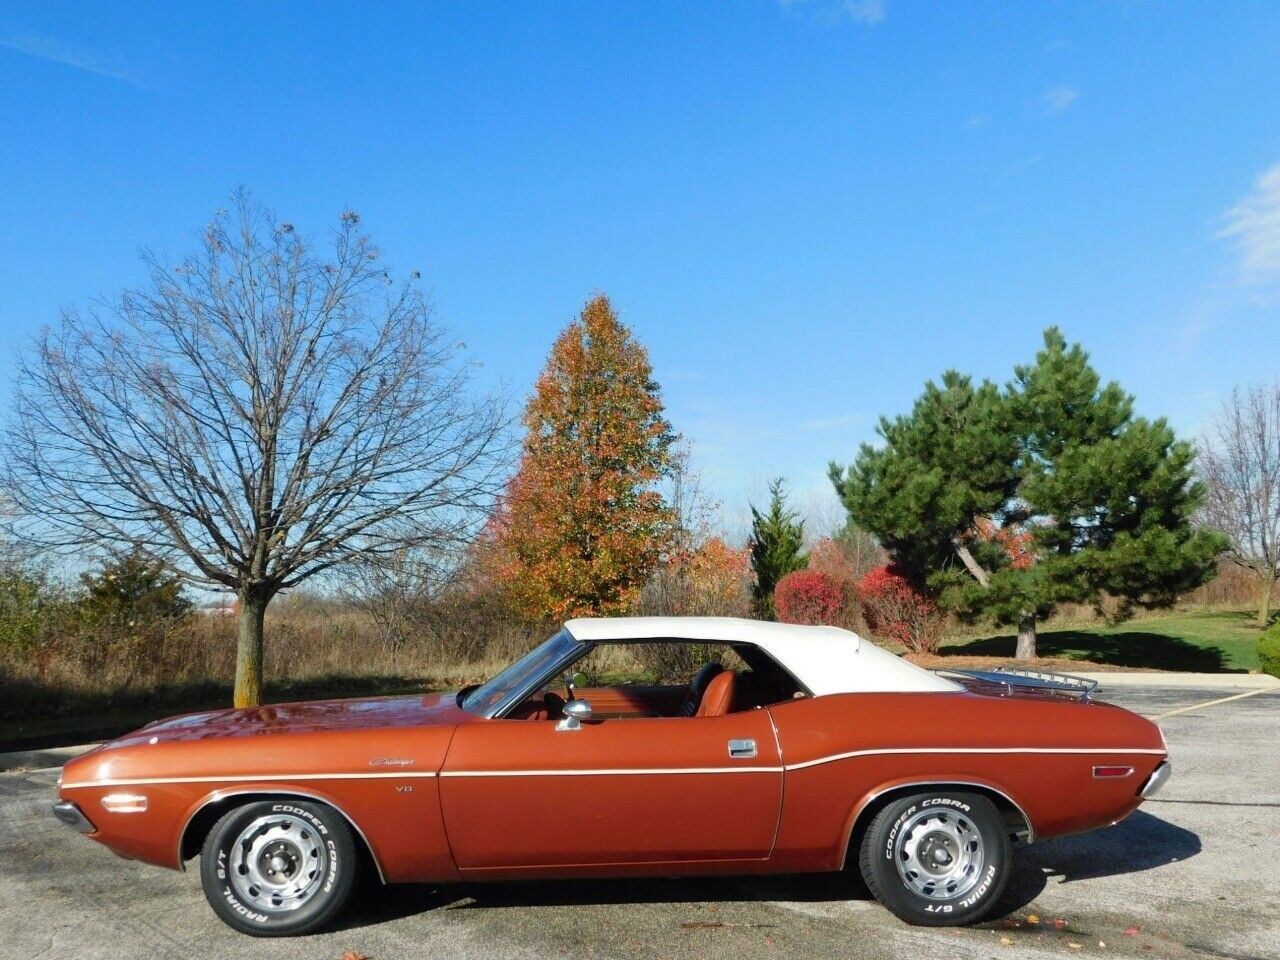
[564,616,960,696]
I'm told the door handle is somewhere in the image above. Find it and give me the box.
[728,739,757,759]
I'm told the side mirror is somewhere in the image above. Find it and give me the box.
[556,698,592,732]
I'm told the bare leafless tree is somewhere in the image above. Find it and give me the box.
[666,438,719,557]
[339,547,449,669]
[2,193,508,705]
[1198,383,1280,627]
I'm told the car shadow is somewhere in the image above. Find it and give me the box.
[994,810,1202,915]
[334,811,1200,930]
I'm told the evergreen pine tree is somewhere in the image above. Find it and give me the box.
[831,328,1225,658]
[749,478,808,618]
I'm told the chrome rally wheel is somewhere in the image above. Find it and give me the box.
[200,799,357,936]
[227,812,329,915]
[859,790,1010,926]
[892,805,985,901]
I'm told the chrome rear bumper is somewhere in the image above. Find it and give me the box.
[1140,760,1172,798]
[52,801,96,834]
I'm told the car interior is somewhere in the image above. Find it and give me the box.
[506,642,807,721]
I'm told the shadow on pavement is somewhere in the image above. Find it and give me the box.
[998,810,1201,914]
[335,810,1200,930]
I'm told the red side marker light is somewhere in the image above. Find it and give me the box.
[1092,765,1134,779]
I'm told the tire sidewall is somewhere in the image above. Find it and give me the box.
[200,799,355,936]
[863,791,1010,925]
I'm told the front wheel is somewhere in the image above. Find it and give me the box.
[858,790,1010,926]
[200,799,357,936]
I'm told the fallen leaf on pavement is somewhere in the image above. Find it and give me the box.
[1027,914,1040,924]
[999,936,1014,945]
[341,953,369,960]
[1053,918,1069,930]
[1124,926,1141,937]
[1068,943,1082,950]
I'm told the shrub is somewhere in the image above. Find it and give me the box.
[857,565,945,654]
[0,565,59,655]
[774,569,847,626]
[1259,624,1280,679]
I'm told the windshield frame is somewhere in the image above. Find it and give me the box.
[460,629,590,719]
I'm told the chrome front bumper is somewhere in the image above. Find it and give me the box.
[52,801,96,834]
[1140,760,1172,798]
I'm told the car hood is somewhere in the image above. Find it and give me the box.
[102,691,470,748]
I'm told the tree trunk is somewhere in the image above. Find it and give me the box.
[1015,613,1037,660]
[234,589,270,708]
[1259,576,1276,629]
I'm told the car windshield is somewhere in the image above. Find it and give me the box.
[461,629,584,717]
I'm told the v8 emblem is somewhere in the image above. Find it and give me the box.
[395,785,413,793]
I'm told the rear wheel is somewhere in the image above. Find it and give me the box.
[858,790,1010,926]
[200,799,357,936]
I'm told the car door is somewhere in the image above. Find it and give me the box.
[438,707,783,873]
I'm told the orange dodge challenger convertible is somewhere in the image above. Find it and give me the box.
[54,616,1170,936]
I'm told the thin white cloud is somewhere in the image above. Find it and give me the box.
[778,0,886,27]
[1218,161,1280,282]
[0,32,137,84]
[1042,85,1079,114]
[843,0,886,25]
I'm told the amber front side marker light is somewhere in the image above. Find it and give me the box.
[101,793,148,813]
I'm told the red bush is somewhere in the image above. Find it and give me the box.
[774,569,847,626]
[856,565,945,654]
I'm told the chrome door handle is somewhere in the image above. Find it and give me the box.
[728,739,757,759]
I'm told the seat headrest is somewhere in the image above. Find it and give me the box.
[696,670,737,717]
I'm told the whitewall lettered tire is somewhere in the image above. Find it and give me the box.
[199,799,357,936]
[858,790,1010,926]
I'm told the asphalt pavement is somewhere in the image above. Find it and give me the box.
[1,682,1276,960]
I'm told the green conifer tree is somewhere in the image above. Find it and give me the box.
[831,329,1225,658]
[749,478,808,619]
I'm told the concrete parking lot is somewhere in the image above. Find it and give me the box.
[1,683,1276,960]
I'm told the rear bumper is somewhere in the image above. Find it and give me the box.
[52,801,96,834]
[1140,760,1172,799]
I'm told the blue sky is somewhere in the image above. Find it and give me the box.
[2,1,1279,539]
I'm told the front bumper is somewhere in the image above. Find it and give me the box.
[52,801,96,834]
[1140,760,1172,798]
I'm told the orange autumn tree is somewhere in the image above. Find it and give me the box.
[496,295,677,620]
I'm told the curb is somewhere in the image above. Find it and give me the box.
[0,743,98,775]
[1076,671,1280,689]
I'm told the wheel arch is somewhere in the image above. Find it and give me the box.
[177,788,386,883]
[839,779,1033,871]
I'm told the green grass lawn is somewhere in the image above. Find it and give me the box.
[940,607,1268,673]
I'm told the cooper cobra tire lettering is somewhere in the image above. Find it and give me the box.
[200,799,357,937]
[884,804,917,860]
[857,790,1012,928]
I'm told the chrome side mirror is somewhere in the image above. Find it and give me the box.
[556,699,592,731]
